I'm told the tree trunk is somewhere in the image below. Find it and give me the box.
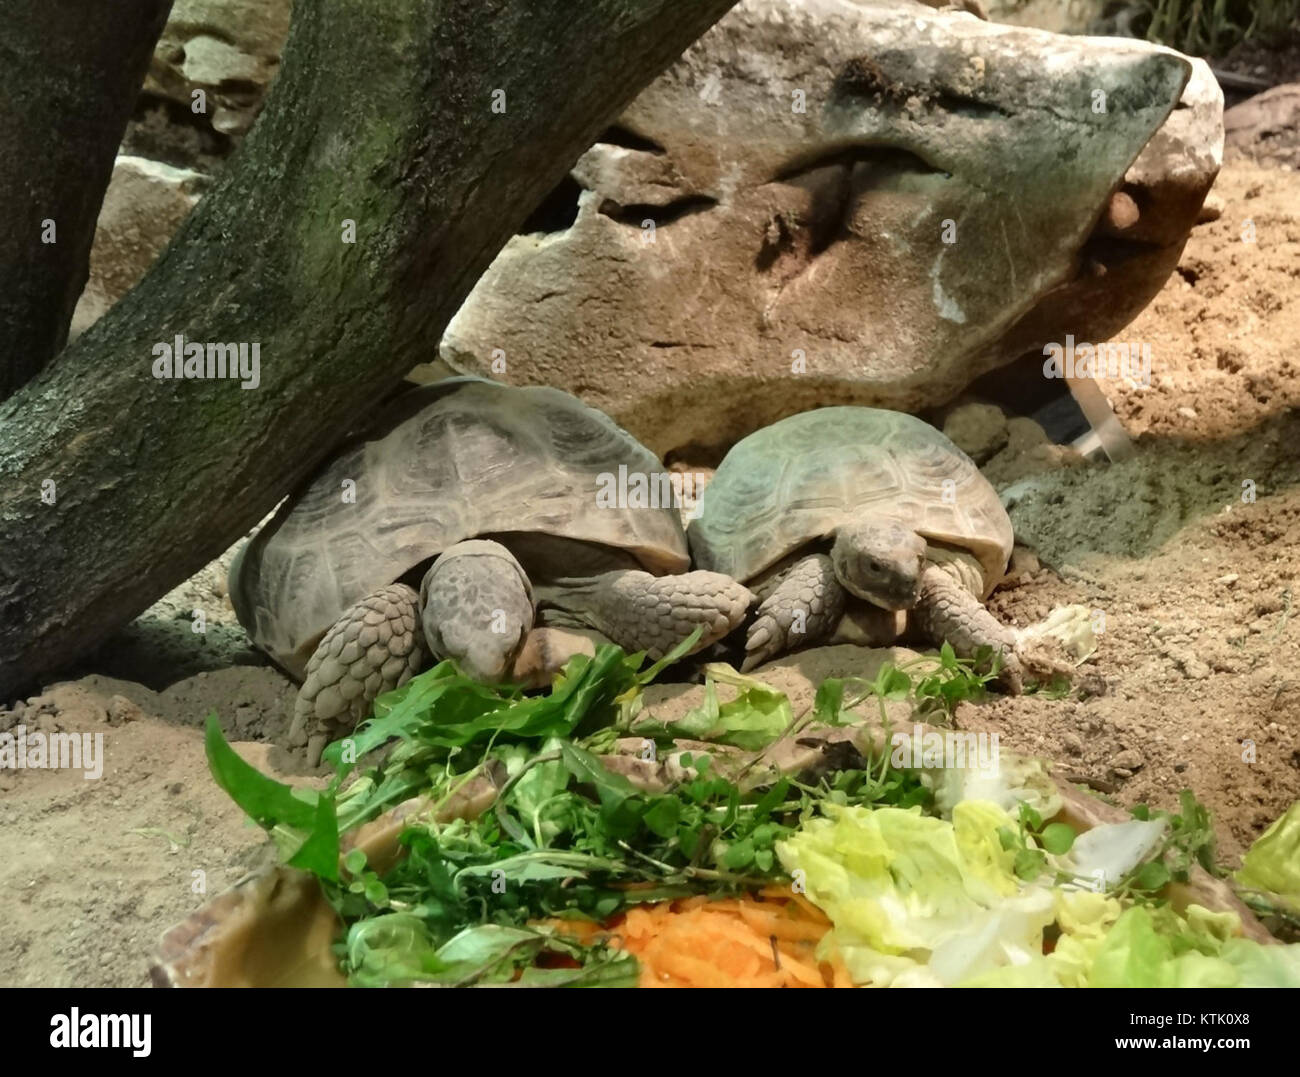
[0,0,736,697]
[0,0,173,400]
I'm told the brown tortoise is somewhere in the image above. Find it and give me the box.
[230,378,750,764]
[689,406,1028,683]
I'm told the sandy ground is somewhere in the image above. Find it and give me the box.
[2,152,1298,988]
[972,157,1300,862]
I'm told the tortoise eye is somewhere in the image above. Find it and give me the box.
[867,559,881,572]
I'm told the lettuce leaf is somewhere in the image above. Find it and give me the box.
[781,797,1295,989]
[929,752,1060,821]
[1235,799,1300,913]
[1062,818,1168,892]
[1219,938,1300,987]
[625,664,793,751]
[778,801,1046,985]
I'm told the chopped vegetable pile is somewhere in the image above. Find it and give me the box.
[206,636,1300,988]
[535,890,848,988]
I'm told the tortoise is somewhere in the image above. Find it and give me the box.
[230,378,751,764]
[689,406,1028,684]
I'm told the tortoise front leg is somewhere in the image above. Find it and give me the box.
[743,553,846,671]
[538,569,751,659]
[912,564,1023,692]
[288,584,426,766]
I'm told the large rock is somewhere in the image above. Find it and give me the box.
[990,0,1109,33]
[440,0,1220,457]
[1224,83,1300,169]
[70,156,207,337]
[144,0,291,137]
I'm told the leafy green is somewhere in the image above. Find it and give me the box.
[206,630,1284,990]
[328,644,690,833]
[1041,823,1076,856]
[339,645,635,762]
[1236,799,1300,914]
[343,916,639,988]
[813,678,845,726]
[1062,818,1168,895]
[204,715,339,880]
[1118,791,1219,898]
[928,746,1062,823]
[322,662,511,765]
[1086,906,1277,988]
[623,664,793,750]
[208,632,941,986]
[775,800,1059,986]
[326,731,932,986]
[833,646,998,731]
[778,792,1294,989]
[205,639,699,908]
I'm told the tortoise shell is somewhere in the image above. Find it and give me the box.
[231,378,689,678]
[689,407,1013,598]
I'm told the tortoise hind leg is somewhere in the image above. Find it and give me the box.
[289,584,426,766]
[743,553,846,671]
[913,564,1023,692]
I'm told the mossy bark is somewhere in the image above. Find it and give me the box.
[0,0,737,696]
[0,0,173,400]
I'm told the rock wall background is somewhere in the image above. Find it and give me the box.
[70,0,288,335]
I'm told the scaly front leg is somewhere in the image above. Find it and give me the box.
[288,584,426,766]
[743,553,846,671]
[912,564,1023,692]
[538,569,751,659]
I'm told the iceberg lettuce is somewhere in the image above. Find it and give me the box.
[777,801,1052,985]
[1061,818,1168,892]
[928,752,1061,821]
[1085,906,1300,988]
[778,797,1299,988]
[1235,799,1300,914]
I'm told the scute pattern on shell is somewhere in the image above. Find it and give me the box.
[231,378,689,677]
[689,407,1013,596]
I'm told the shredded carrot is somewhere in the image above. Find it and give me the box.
[532,892,852,988]
[532,894,851,988]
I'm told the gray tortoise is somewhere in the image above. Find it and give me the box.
[230,378,750,764]
[689,406,1027,684]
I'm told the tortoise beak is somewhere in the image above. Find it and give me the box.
[877,584,919,611]
[870,565,924,611]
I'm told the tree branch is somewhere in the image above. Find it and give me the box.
[0,0,737,695]
[0,0,173,399]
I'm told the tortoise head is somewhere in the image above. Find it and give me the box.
[830,519,927,611]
